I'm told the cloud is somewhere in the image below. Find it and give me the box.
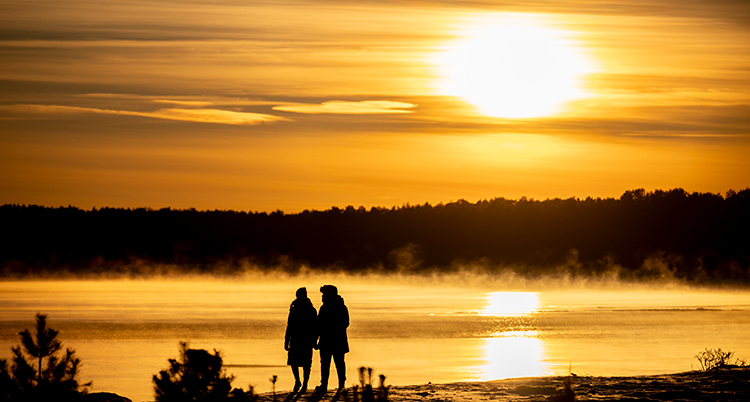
[273,100,416,114]
[622,132,740,138]
[81,93,290,108]
[151,99,214,107]
[148,108,289,125]
[6,104,290,125]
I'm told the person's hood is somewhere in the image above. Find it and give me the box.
[292,297,313,308]
[323,294,345,305]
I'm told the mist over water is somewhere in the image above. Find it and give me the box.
[1,274,749,402]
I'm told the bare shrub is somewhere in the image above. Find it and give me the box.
[153,342,257,402]
[694,348,747,370]
[348,367,389,402]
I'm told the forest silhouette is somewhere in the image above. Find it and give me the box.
[2,188,749,285]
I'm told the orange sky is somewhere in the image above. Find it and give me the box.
[2,1,749,212]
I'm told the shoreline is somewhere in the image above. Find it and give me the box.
[254,368,750,402]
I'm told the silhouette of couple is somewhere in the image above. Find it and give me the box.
[284,285,349,393]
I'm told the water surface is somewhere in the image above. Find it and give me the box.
[1,277,748,402]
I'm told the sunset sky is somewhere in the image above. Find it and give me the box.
[2,0,749,213]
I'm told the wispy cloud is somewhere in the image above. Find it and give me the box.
[5,104,290,125]
[150,99,214,107]
[622,132,741,138]
[81,93,290,108]
[147,108,290,125]
[273,100,416,114]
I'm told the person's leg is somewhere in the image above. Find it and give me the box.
[333,353,346,390]
[291,366,301,390]
[318,350,332,391]
[302,366,311,391]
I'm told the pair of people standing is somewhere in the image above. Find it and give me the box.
[284,285,349,393]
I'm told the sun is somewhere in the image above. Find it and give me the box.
[432,14,597,119]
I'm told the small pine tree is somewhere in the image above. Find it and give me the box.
[20,313,62,382]
[0,313,89,402]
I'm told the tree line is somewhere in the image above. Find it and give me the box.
[2,188,749,284]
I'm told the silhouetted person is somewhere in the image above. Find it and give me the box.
[285,287,317,393]
[315,285,349,392]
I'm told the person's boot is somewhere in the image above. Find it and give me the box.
[292,367,302,392]
[338,373,346,391]
[301,367,311,393]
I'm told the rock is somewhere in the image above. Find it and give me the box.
[81,392,133,402]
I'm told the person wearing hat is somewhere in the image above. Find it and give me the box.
[285,287,318,392]
[314,285,349,392]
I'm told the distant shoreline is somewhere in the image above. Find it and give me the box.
[3,189,750,286]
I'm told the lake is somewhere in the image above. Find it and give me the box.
[1,274,749,402]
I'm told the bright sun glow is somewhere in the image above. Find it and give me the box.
[482,292,540,316]
[482,334,547,380]
[433,14,597,118]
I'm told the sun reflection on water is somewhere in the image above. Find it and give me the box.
[480,292,547,380]
[482,291,540,316]
[482,332,547,380]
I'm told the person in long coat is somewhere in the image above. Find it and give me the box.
[285,287,318,392]
[315,284,349,392]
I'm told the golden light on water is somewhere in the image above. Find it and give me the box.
[480,292,546,379]
[482,291,540,316]
[482,332,546,380]
[432,13,598,118]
